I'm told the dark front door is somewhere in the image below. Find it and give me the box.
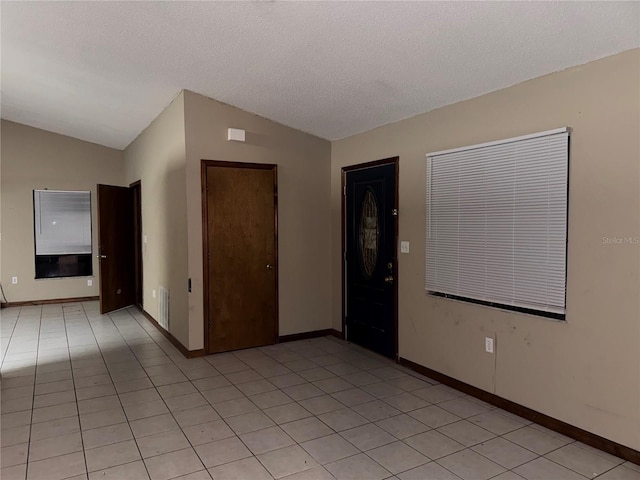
[345,160,398,358]
[97,184,135,314]
[202,161,278,354]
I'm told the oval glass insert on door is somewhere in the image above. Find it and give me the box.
[359,188,379,279]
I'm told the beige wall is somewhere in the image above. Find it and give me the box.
[331,49,640,450]
[123,93,190,347]
[183,91,332,350]
[0,120,124,302]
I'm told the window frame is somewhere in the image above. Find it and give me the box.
[33,189,93,279]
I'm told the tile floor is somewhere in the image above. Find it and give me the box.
[1,301,638,480]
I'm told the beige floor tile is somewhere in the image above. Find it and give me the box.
[375,413,430,440]
[225,410,276,435]
[408,405,460,428]
[545,443,623,477]
[208,457,273,480]
[182,419,235,446]
[32,401,78,423]
[263,403,312,424]
[195,436,252,468]
[77,394,121,414]
[29,432,83,461]
[82,422,134,449]
[164,392,208,412]
[156,381,198,399]
[1,425,30,447]
[30,416,81,441]
[250,389,294,409]
[471,437,537,469]
[367,441,429,474]
[317,408,368,432]
[1,443,28,468]
[467,411,529,435]
[130,413,179,438]
[258,445,320,479]
[437,420,496,447]
[33,379,74,396]
[1,395,34,414]
[282,417,334,443]
[597,465,640,480]
[405,430,465,460]
[80,407,127,430]
[214,397,259,418]
[119,388,162,406]
[514,457,587,480]
[299,395,346,416]
[75,384,116,401]
[397,462,463,480]
[504,426,573,455]
[351,399,400,422]
[88,460,150,480]
[301,433,361,464]
[1,411,32,430]
[124,399,170,421]
[85,439,141,472]
[437,449,505,480]
[282,383,325,401]
[240,426,296,455]
[173,405,221,428]
[325,452,389,480]
[200,385,244,404]
[1,463,27,480]
[26,451,86,480]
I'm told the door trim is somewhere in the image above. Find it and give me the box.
[341,157,399,359]
[129,181,143,309]
[201,160,279,355]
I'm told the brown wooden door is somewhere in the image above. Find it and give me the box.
[97,184,135,314]
[202,161,278,353]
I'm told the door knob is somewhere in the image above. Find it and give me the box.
[266,264,273,270]
[384,275,394,284]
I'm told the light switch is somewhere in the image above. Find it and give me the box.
[87,279,93,287]
[400,241,410,254]
[143,235,148,244]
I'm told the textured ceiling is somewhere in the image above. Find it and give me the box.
[1,1,638,149]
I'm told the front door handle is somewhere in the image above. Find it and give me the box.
[384,275,394,284]
[266,264,274,270]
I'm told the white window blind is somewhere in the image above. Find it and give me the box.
[34,190,92,255]
[426,128,569,316]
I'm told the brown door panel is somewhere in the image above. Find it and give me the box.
[97,184,135,314]
[203,162,278,353]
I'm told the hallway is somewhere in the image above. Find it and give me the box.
[1,302,637,480]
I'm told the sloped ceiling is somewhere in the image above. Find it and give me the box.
[1,1,638,149]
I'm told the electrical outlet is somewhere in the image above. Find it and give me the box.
[87,279,93,287]
[152,289,156,299]
[485,337,494,353]
[400,241,410,254]
[11,276,18,284]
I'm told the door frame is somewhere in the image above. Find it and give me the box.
[201,159,279,355]
[342,157,399,359]
[129,181,143,309]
